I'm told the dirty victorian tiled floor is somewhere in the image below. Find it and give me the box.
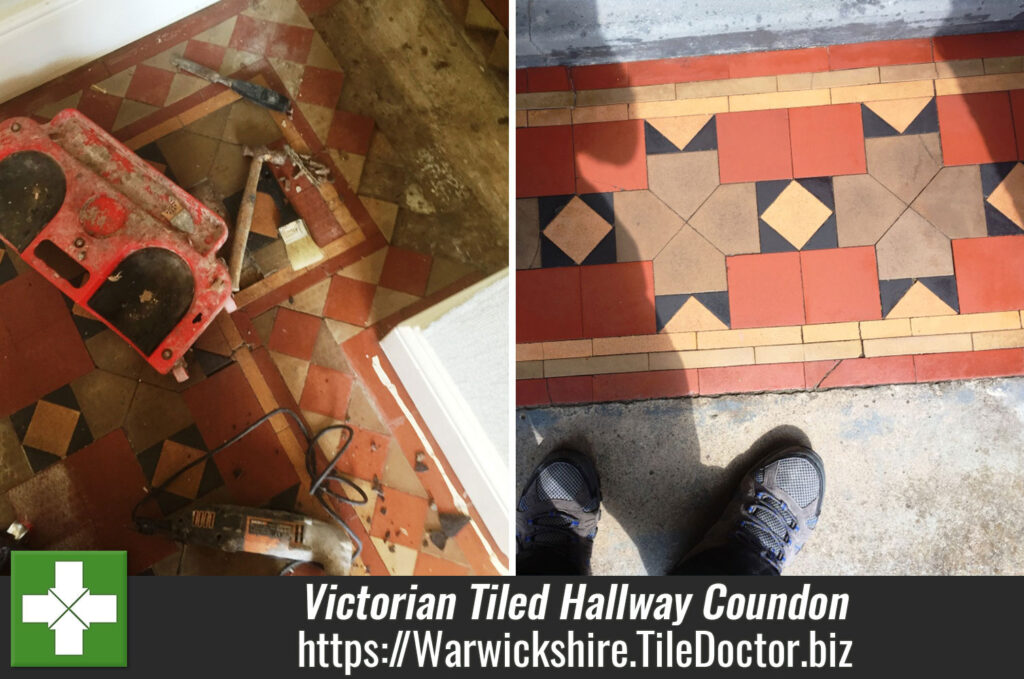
[517,33,1024,406]
[0,0,507,575]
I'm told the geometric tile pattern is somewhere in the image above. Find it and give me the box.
[517,31,1024,404]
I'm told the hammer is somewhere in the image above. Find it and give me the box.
[229,145,287,291]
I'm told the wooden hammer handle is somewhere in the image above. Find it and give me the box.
[228,154,266,291]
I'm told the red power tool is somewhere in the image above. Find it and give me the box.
[0,109,235,380]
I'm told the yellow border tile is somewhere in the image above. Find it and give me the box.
[675,75,777,100]
[802,322,860,343]
[860,318,912,339]
[544,354,649,378]
[697,326,802,350]
[572,104,629,124]
[577,84,675,107]
[628,97,729,118]
[542,339,593,360]
[729,89,830,111]
[863,334,972,357]
[593,333,696,355]
[516,91,574,110]
[934,72,1024,96]
[910,311,1020,336]
[830,79,934,103]
[516,344,544,361]
[527,108,572,126]
[973,328,1024,351]
[517,361,544,379]
[649,347,754,370]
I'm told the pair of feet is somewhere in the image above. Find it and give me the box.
[516,444,825,575]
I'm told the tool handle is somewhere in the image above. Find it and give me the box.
[229,79,292,114]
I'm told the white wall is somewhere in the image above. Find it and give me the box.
[0,0,218,103]
[381,271,510,553]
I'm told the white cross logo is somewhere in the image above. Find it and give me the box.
[21,561,117,655]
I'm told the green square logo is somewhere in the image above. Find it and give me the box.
[10,551,127,667]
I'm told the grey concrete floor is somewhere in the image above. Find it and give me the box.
[516,378,1024,575]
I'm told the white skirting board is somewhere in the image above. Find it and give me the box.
[380,270,510,553]
[0,0,218,104]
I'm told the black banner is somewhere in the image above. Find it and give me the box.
[3,577,1020,675]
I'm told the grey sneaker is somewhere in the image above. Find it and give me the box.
[516,449,601,575]
[687,446,825,574]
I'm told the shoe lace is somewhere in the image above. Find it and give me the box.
[519,509,586,546]
[734,491,799,566]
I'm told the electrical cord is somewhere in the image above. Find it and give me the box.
[132,407,368,563]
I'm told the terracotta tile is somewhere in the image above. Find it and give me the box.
[866,133,942,203]
[789,103,866,177]
[327,109,375,155]
[829,39,933,70]
[933,31,1024,61]
[378,247,432,296]
[547,376,594,404]
[516,126,575,197]
[676,76,778,99]
[414,551,470,576]
[727,252,804,329]
[800,246,881,324]
[230,14,313,63]
[911,166,987,239]
[516,267,582,343]
[1012,90,1024,160]
[333,425,390,484]
[579,262,656,338]
[365,287,419,326]
[613,190,684,261]
[915,348,1024,382]
[876,210,953,280]
[574,119,649,194]
[570,63,629,90]
[526,66,570,92]
[323,275,376,326]
[267,308,322,360]
[183,39,227,70]
[124,63,175,107]
[652,226,727,295]
[542,196,612,265]
[803,359,838,387]
[75,89,123,132]
[833,174,906,246]
[516,198,541,269]
[717,109,792,183]
[181,361,261,449]
[727,47,829,78]
[295,65,345,108]
[623,58,690,87]
[369,485,428,551]
[299,363,353,420]
[819,355,916,388]
[516,379,549,407]
[590,369,697,401]
[936,92,1018,165]
[953,235,1024,313]
[699,363,805,395]
[688,183,760,255]
[0,273,93,418]
[646,150,719,220]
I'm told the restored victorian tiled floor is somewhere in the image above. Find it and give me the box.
[516,33,1024,406]
[0,0,506,575]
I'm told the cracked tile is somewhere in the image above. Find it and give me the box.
[876,210,953,280]
[866,133,942,203]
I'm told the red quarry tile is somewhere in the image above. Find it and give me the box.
[1012,90,1024,159]
[327,110,375,155]
[804,360,839,388]
[623,55,732,87]
[727,47,829,78]
[717,109,793,183]
[516,69,528,93]
[592,369,698,402]
[124,64,175,107]
[789,104,866,177]
[414,552,470,576]
[75,88,122,131]
[699,363,805,395]
[182,39,227,70]
[182,362,261,449]
[332,425,390,482]
[573,119,648,193]
[379,247,432,296]
[828,38,933,69]
[229,14,313,63]
[915,348,1024,382]
[370,486,428,550]
[300,363,354,420]
[323,275,376,326]
[819,356,916,388]
[0,272,93,417]
[211,419,299,508]
[268,308,321,360]
[953,236,1024,313]
[516,125,575,197]
[936,92,1018,165]
[526,66,570,92]
[580,261,657,338]
[517,379,550,407]
[547,376,594,404]
[516,267,583,343]
[570,63,629,90]
[296,65,346,108]
[800,247,881,324]
[297,0,338,16]
[933,30,1024,61]
[727,252,805,328]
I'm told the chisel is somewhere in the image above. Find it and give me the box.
[171,57,292,114]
